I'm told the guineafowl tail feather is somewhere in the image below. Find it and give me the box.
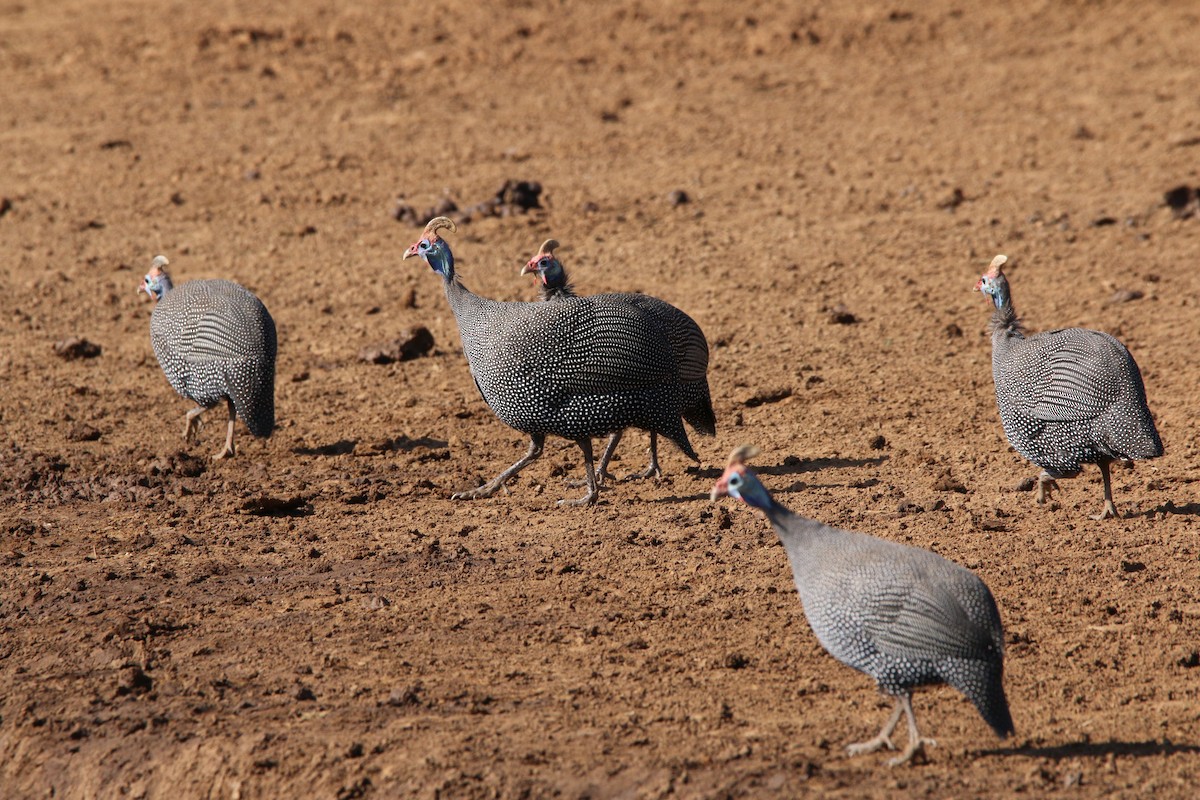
[683,383,716,436]
[660,418,699,463]
[957,664,1014,739]
[226,363,276,438]
[978,684,1015,739]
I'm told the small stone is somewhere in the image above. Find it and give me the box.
[294,685,316,702]
[667,189,690,206]
[1107,288,1144,304]
[869,435,887,450]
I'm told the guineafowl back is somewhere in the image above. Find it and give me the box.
[445,280,694,451]
[767,509,1013,736]
[992,326,1162,472]
[151,279,277,437]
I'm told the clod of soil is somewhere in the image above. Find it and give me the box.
[358,327,434,364]
[52,337,101,359]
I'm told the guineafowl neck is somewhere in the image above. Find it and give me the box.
[988,288,1023,341]
[764,507,839,574]
[442,276,503,352]
[539,283,575,301]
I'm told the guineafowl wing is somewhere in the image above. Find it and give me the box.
[857,557,999,663]
[1024,331,1128,422]
[555,298,678,395]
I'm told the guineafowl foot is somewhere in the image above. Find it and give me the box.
[846,734,895,757]
[557,488,598,507]
[1090,500,1118,521]
[212,443,235,461]
[622,462,663,482]
[184,406,207,443]
[453,434,545,502]
[885,737,936,767]
[452,484,501,501]
[847,700,904,757]
[1035,473,1059,505]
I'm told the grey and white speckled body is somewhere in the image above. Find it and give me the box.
[978,258,1161,518]
[765,506,1012,736]
[990,319,1162,473]
[446,279,696,453]
[712,454,1013,764]
[150,278,277,437]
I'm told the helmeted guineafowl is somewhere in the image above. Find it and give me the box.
[139,255,277,460]
[976,254,1163,520]
[520,238,715,483]
[403,217,699,506]
[711,446,1014,766]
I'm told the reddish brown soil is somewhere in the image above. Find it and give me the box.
[3,1,1200,797]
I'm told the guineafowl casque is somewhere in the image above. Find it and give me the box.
[711,446,1014,766]
[976,255,1163,520]
[403,217,700,506]
[139,255,277,460]
[520,238,715,483]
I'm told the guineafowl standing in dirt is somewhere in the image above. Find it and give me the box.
[711,446,1014,766]
[976,255,1163,520]
[521,238,715,483]
[140,255,277,460]
[403,218,699,506]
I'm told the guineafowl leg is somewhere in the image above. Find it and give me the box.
[559,437,599,506]
[213,398,237,460]
[1035,471,1059,505]
[572,432,620,487]
[184,406,207,443]
[886,694,936,767]
[452,434,544,501]
[846,698,904,757]
[1091,460,1118,521]
[630,432,662,480]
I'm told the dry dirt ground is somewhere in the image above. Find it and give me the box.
[3,1,1200,797]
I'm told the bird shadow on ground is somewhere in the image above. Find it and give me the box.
[756,455,888,476]
[978,739,1200,759]
[1141,500,1200,517]
[293,439,358,456]
[685,455,889,482]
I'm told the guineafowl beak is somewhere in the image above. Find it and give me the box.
[519,261,538,276]
[402,242,421,260]
[710,467,738,502]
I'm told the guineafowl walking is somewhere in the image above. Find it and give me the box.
[403,218,699,506]
[711,446,1014,766]
[521,238,715,483]
[976,255,1162,520]
[140,255,277,460]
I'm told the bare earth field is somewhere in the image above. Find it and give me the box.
[2,1,1200,797]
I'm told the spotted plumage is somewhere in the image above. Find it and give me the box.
[141,255,277,460]
[711,447,1014,766]
[976,255,1163,519]
[404,218,698,505]
[521,238,715,482]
